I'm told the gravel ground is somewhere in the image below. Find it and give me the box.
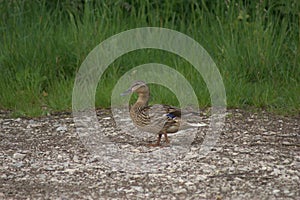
[0,109,299,199]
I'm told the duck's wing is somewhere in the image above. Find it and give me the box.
[146,104,180,119]
[160,105,207,129]
[143,104,180,133]
[161,104,181,118]
[144,104,207,133]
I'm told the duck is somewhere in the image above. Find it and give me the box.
[121,80,205,147]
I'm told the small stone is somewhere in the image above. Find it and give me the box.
[228,166,235,172]
[3,120,10,125]
[221,186,230,193]
[15,118,21,122]
[124,188,134,193]
[173,188,187,194]
[149,173,164,178]
[1,174,7,179]
[50,177,58,182]
[63,162,69,167]
[37,174,46,180]
[185,182,196,190]
[45,167,55,171]
[282,159,290,164]
[261,166,267,171]
[31,163,39,169]
[184,152,198,160]
[283,189,290,194]
[282,141,292,145]
[64,168,76,174]
[56,125,67,132]
[73,155,79,162]
[130,148,141,153]
[13,162,24,168]
[13,152,26,160]
[129,174,141,179]
[30,123,41,128]
[268,156,276,160]
[132,186,144,192]
[195,175,207,181]
[271,168,281,176]
[291,175,299,181]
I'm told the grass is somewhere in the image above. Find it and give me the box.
[0,0,299,117]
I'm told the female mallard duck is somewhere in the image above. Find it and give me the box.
[121,81,204,147]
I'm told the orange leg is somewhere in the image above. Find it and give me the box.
[164,132,170,144]
[147,133,162,147]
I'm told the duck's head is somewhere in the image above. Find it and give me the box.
[121,81,149,96]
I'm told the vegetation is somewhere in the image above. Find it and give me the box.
[0,0,299,116]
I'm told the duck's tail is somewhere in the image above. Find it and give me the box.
[179,111,207,129]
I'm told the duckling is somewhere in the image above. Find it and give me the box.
[121,81,204,147]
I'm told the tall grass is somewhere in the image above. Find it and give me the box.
[0,0,299,116]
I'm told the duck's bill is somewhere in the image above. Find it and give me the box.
[120,89,132,96]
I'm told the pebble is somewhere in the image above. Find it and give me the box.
[283,189,290,194]
[73,155,79,162]
[37,174,46,180]
[56,125,67,132]
[173,188,187,194]
[45,167,55,171]
[1,174,7,179]
[271,168,281,176]
[221,186,230,193]
[13,162,24,168]
[131,186,144,192]
[27,120,41,128]
[64,168,76,174]
[272,189,280,194]
[195,175,207,181]
[184,152,198,160]
[13,152,26,160]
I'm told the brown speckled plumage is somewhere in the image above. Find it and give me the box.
[121,81,204,146]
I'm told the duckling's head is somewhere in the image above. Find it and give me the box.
[121,81,149,96]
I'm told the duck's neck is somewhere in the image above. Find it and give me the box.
[135,92,150,107]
